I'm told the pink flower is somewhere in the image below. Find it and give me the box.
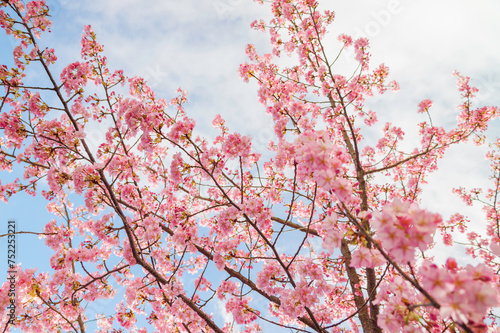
[373,199,441,263]
[116,302,137,329]
[226,297,258,324]
[490,242,500,257]
[354,37,370,67]
[331,178,352,202]
[314,168,336,190]
[60,61,92,96]
[212,114,226,128]
[350,246,386,268]
[337,34,353,47]
[222,133,252,159]
[418,99,433,113]
[217,280,239,300]
[322,229,343,253]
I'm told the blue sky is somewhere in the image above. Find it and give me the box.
[1,0,500,331]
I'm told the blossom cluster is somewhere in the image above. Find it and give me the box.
[374,276,424,332]
[420,259,499,329]
[294,131,352,201]
[371,199,442,264]
[319,212,344,253]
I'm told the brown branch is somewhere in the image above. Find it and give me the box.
[365,145,437,175]
[340,239,371,332]
[271,216,319,236]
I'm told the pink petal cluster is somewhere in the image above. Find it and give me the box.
[226,297,258,325]
[222,133,252,159]
[60,61,91,96]
[372,199,442,263]
[319,212,344,253]
[349,245,386,268]
[420,259,499,328]
[375,276,423,332]
[294,131,352,201]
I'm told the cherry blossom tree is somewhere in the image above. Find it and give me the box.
[1,0,499,332]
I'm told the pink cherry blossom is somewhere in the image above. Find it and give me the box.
[0,1,499,332]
